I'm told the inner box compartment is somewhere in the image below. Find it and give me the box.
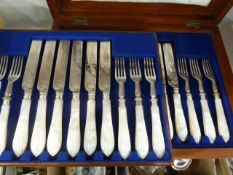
[0,31,171,164]
[157,32,233,149]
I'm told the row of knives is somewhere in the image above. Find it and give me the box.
[0,40,167,160]
[159,42,230,144]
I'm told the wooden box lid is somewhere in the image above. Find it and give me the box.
[47,0,233,31]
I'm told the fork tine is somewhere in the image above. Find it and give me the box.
[137,59,141,76]
[0,56,4,75]
[9,56,16,76]
[189,59,194,76]
[181,58,186,75]
[134,58,138,75]
[2,55,8,77]
[206,59,213,76]
[129,58,132,77]
[148,58,152,76]
[14,56,20,75]
[177,58,181,75]
[123,58,126,77]
[150,58,155,76]
[202,59,207,76]
[17,56,23,76]
[183,58,188,75]
[144,59,147,78]
[115,58,117,78]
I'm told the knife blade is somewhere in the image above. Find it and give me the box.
[30,41,56,157]
[12,40,42,157]
[84,41,97,155]
[162,43,188,142]
[47,40,70,156]
[67,41,83,157]
[99,41,114,156]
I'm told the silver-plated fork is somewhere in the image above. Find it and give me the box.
[0,56,23,155]
[189,59,216,144]
[202,59,229,142]
[144,58,165,159]
[115,57,131,159]
[178,58,201,144]
[129,58,149,159]
[0,56,8,90]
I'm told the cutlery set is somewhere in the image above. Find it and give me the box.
[159,42,230,144]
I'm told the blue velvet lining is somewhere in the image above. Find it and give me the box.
[0,31,171,163]
[157,32,233,148]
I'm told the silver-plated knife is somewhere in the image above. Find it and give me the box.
[162,43,188,142]
[99,41,114,157]
[84,41,97,155]
[66,41,83,157]
[30,41,56,157]
[158,43,174,139]
[12,40,42,157]
[47,40,70,156]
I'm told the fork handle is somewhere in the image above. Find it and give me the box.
[151,98,165,159]
[47,92,63,156]
[135,99,149,159]
[100,93,114,157]
[200,95,216,143]
[84,93,97,156]
[186,94,201,144]
[0,98,10,155]
[12,93,31,157]
[214,94,230,142]
[118,99,131,159]
[173,90,188,142]
[67,93,81,157]
[30,93,47,157]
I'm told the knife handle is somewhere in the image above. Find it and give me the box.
[118,99,131,159]
[13,93,31,157]
[135,98,149,159]
[67,93,81,157]
[30,93,47,157]
[84,93,97,156]
[100,93,114,157]
[151,97,165,159]
[164,93,174,139]
[200,94,216,143]
[214,94,230,143]
[186,94,201,144]
[0,98,10,155]
[47,92,63,156]
[173,90,188,142]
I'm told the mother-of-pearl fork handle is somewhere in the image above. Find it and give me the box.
[47,92,63,156]
[187,94,201,144]
[30,93,47,157]
[100,93,114,157]
[0,98,10,155]
[173,91,188,142]
[67,93,81,157]
[84,93,97,156]
[12,93,31,157]
[214,94,229,142]
[135,100,149,159]
[118,100,131,159]
[165,93,174,139]
[200,95,216,144]
[151,98,165,159]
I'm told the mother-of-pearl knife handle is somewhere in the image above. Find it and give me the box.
[0,98,10,155]
[200,94,216,144]
[67,93,81,157]
[187,94,201,144]
[214,94,230,143]
[47,92,63,156]
[84,93,97,155]
[173,90,188,142]
[164,93,174,139]
[100,93,114,157]
[151,98,165,159]
[30,93,47,157]
[12,93,31,157]
[118,99,131,159]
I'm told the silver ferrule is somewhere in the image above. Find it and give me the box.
[55,91,63,99]
[73,92,80,100]
[185,79,190,93]
[39,92,47,99]
[88,91,95,100]
[23,92,32,99]
[173,87,179,94]
[2,97,10,105]
[197,80,204,93]
[103,92,110,100]
[150,82,156,98]
[119,82,125,99]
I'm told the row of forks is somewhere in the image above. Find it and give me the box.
[115,57,165,159]
[178,58,229,144]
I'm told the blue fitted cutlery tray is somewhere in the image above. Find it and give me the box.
[0,31,171,164]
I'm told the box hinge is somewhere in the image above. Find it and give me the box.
[186,21,201,29]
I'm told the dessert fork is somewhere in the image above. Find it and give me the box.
[178,58,201,144]
[115,57,131,159]
[130,58,149,159]
[0,56,8,90]
[0,56,23,155]
[144,58,165,159]
[189,59,216,143]
[202,59,230,142]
